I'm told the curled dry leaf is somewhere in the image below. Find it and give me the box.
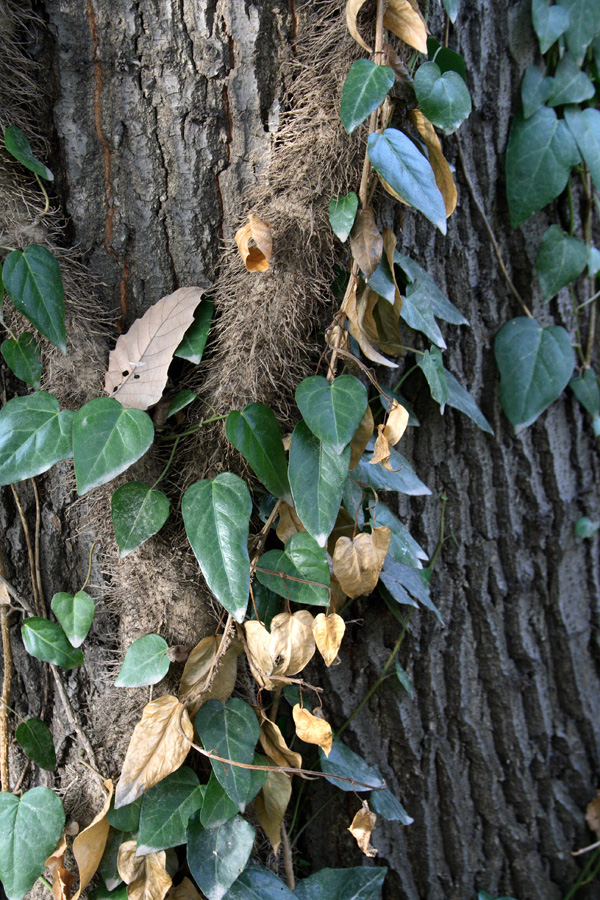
[276,502,306,544]
[346,0,372,52]
[586,793,600,837]
[292,705,333,756]
[348,803,378,857]
[332,526,392,599]
[166,878,202,900]
[104,287,204,410]
[258,714,303,769]
[370,400,409,469]
[409,110,457,217]
[384,0,428,54]
[312,613,346,666]
[350,208,383,280]
[343,282,399,369]
[117,841,172,900]
[329,569,348,611]
[178,635,241,715]
[115,696,193,809]
[255,770,292,854]
[45,836,75,900]
[350,404,375,470]
[71,779,114,900]
[235,214,272,272]
[358,284,403,357]
[244,611,315,690]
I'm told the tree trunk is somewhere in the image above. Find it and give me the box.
[1,1,599,899]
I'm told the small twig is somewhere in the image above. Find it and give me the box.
[10,484,42,615]
[32,479,45,614]
[13,759,30,793]
[0,574,35,616]
[281,822,295,890]
[573,839,600,857]
[0,548,13,791]
[81,542,97,592]
[50,665,98,769]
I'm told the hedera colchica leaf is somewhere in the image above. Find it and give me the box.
[295,375,368,453]
[0,333,42,388]
[413,61,471,133]
[340,60,395,134]
[353,442,431,496]
[200,772,239,828]
[380,559,442,621]
[319,739,384,792]
[531,0,569,54]
[225,402,291,502]
[2,246,66,353]
[256,532,330,606]
[564,106,600,191]
[328,192,359,242]
[15,718,56,771]
[111,482,170,557]
[224,863,296,900]
[557,0,600,63]
[194,699,260,809]
[114,634,170,688]
[0,787,65,900]
[137,767,204,854]
[166,389,197,419]
[174,298,214,365]
[570,369,600,430]
[0,392,74,487]
[536,225,588,301]
[546,53,594,107]
[21,618,83,669]
[50,590,95,647]
[294,867,388,900]
[370,787,413,824]
[417,346,449,411]
[186,812,254,900]
[520,66,554,119]
[3,126,54,181]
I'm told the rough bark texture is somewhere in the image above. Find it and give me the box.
[1,1,599,899]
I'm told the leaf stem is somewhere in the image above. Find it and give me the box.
[563,847,600,900]
[159,413,228,441]
[35,174,50,216]
[151,437,180,489]
[38,877,52,891]
[80,542,97,592]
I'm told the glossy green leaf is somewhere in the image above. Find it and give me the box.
[427,39,465,79]
[370,786,413,823]
[532,0,569,53]
[414,62,471,133]
[536,225,588,301]
[256,532,330,606]
[547,53,594,106]
[295,868,387,900]
[575,516,600,538]
[394,252,468,326]
[564,106,600,191]
[570,369,600,423]
[1,333,42,388]
[296,375,368,453]
[106,797,142,833]
[319,739,384,792]
[289,420,350,546]
[21,618,83,669]
[187,812,255,900]
[111,482,170,557]
[226,402,291,502]
[328,192,359,242]
[97,828,126,891]
[15,718,56,771]
[557,0,600,63]
[400,280,446,348]
[3,246,66,353]
[73,398,154,496]
[0,391,74,486]
[93,885,127,900]
[495,317,575,432]
[200,772,239,829]
[520,66,554,119]
[50,590,95,648]
[588,247,600,277]
[0,787,65,900]
[4,126,54,181]
[115,634,170,687]
[417,346,448,411]
[250,582,280,629]
[182,473,251,622]
[138,766,204,854]
[380,560,442,621]
[444,369,494,434]
[505,107,580,228]
[340,60,395,134]
[394,662,414,699]
[441,0,458,23]
[166,389,197,419]
[195,699,261,809]
[353,443,431,496]
[369,502,427,568]
[368,128,447,233]
[174,299,214,365]
[224,863,296,900]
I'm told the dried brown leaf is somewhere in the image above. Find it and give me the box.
[71,780,114,900]
[332,526,392,598]
[45,836,75,900]
[348,803,378,857]
[350,208,383,280]
[104,288,204,409]
[255,771,292,854]
[329,570,348,611]
[258,715,303,769]
[270,610,315,676]
[178,636,241,715]
[345,0,372,52]
[385,400,409,446]
[244,620,278,690]
[370,424,392,470]
[384,0,428,53]
[292,705,333,756]
[166,878,202,900]
[327,507,358,557]
[312,613,346,667]
[115,696,193,809]
[276,503,306,544]
[117,842,172,900]
[409,110,457,216]
[235,214,272,272]
[350,404,374,470]
[343,282,399,369]
[586,793,600,837]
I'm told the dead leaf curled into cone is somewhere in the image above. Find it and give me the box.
[45,836,75,900]
[346,0,372,52]
[244,610,315,690]
[350,208,383,280]
[343,281,398,369]
[255,770,292,854]
[178,635,241,715]
[257,712,303,769]
[409,109,457,217]
[350,404,374,470]
[312,613,346,666]
[276,502,306,544]
[332,526,391,599]
[383,0,428,54]
[117,841,172,900]
[292,704,333,756]
[235,214,272,272]
[70,779,114,900]
[348,803,378,857]
[370,400,409,470]
[586,793,600,837]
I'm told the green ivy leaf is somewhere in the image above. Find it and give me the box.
[575,516,600,538]
[226,402,291,502]
[368,128,447,233]
[370,785,413,823]
[417,346,449,411]
[250,583,280,629]
[588,247,600,277]
[50,590,95,648]
[570,369,600,432]
[187,812,254,900]
[114,634,170,687]
[536,225,588,301]
[72,398,154,496]
[380,560,443,621]
[97,828,126,892]
[495,317,575,432]
[2,246,66,353]
[111,482,170,557]
[0,787,65,900]
[547,53,595,106]
[0,391,75,486]
[166,389,197,419]
[427,38,465,79]
[15,718,56,771]
[340,60,395,134]
[532,0,569,53]
[289,420,350,546]
[295,868,387,900]
[394,252,468,326]
[414,61,471,133]
[256,532,330,606]
[200,772,239,829]
[182,473,251,622]
[319,739,384,793]
[441,0,458,23]
[564,106,600,191]
[400,281,446,348]
[106,797,142,832]
[137,766,204,854]
[505,107,580,228]
[394,662,414,700]
[174,299,214,365]
[3,126,54,181]
[353,443,431,496]
[224,863,296,899]
[520,66,554,119]
[369,502,427,569]
[328,192,359,242]
[443,368,494,434]
[1,333,42,388]
[557,0,600,63]
[21,618,83,669]
[295,375,368,453]
[194,699,261,809]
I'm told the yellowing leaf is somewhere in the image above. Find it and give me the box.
[385,400,409,445]
[117,841,172,900]
[235,214,272,272]
[348,803,378,857]
[586,793,600,837]
[178,636,241,715]
[370,424,393,470]
[409,110,457,217]
[312,614,346,667]
[350,404,374,470]
[384,0,428,54]
[332,526,392,598]
[115,696,193,808]
[104,288,204,410]
[166,878,202,900]
[276,503,306,544]
[343,282,398,369]
[45,836,74,900]
[292,705,333,756]
[258,714,303,769]
[350,208,383,279]
[71,780,113,900]
[269,610,316,676]
[244,620,278,690]
[346,0,372,52]
[255,771,292,854]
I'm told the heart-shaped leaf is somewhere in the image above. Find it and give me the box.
[226,402,291,502]
[224,863,296,900]
[370,787,413,824]
[4,126,54,180]
[182,473,251,622]
[557,0,600,63]
[353,443,431,496]
[296,375,368,453]
[15,718,56,771]
[495,317,575,432]
[106,797,142,832]
[0,788,65,900]
[174,299,214,365]
[441,0,458,22]
[350,208,383,279]
[414,61,471,133]
[295,867,387,900]
[73,398,155,495]
[417,346,448,411]
[256,532,330,606]
[111,482,170,557]
[319,739,385,792]
[536,225,588,301]
[2,246,66,353]
[21,618,83,669]
[187,812,254,900]
[166,389,197,419]
[532,0,569,53]
[394,252,468,325]
[115,634,170,687]
[546,53,594,106]
[380,559,442,621]
[200,772,239,828]
[50,590,95,647]
[340,60,395,134]
[328,192,359,242]
[564,106,600,191]
[369,501,427,568]
[1,333,42,388]
[0,392,75,486]
[443,369,493,433]
[195,699,260,809]
[570,369,600,420]
[520,66,554,119]
[137,767,204,854]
